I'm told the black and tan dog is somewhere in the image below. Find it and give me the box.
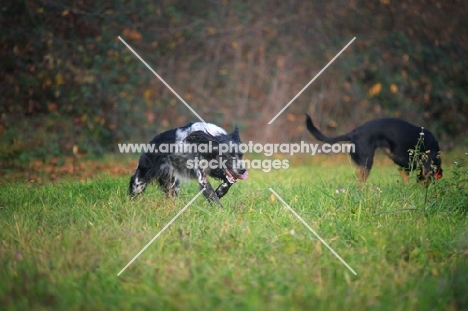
[305,114,443,185]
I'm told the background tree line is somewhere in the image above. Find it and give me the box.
[1,0,467,167]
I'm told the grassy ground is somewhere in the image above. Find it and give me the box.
[1,154,467,310]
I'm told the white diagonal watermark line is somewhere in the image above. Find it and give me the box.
[268,188,357,275]
[118,36,205,123]
[268,37,356,124]
[117,189,205,276]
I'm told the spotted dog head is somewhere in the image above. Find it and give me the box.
[219,127,248,183]
[185,126,248,184]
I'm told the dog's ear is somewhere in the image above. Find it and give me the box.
[230,125,241,143]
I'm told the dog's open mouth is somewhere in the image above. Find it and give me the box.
[225,169,248,183]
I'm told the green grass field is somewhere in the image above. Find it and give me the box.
[1,154,467,310]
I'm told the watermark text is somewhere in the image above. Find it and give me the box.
[118,141,355,156]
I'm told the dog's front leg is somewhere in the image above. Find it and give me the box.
[202,182,223,208]
[215,179,235,199]
[196,169,223,208]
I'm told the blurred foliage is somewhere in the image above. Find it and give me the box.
[1,0,467,166]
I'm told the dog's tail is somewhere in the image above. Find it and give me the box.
[305,114,351,143]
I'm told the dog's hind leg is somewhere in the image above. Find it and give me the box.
[357,166,370,182]
[351,147,375,182]
[196,169,223,208]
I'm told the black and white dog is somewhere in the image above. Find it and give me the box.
[129,122,248,207]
